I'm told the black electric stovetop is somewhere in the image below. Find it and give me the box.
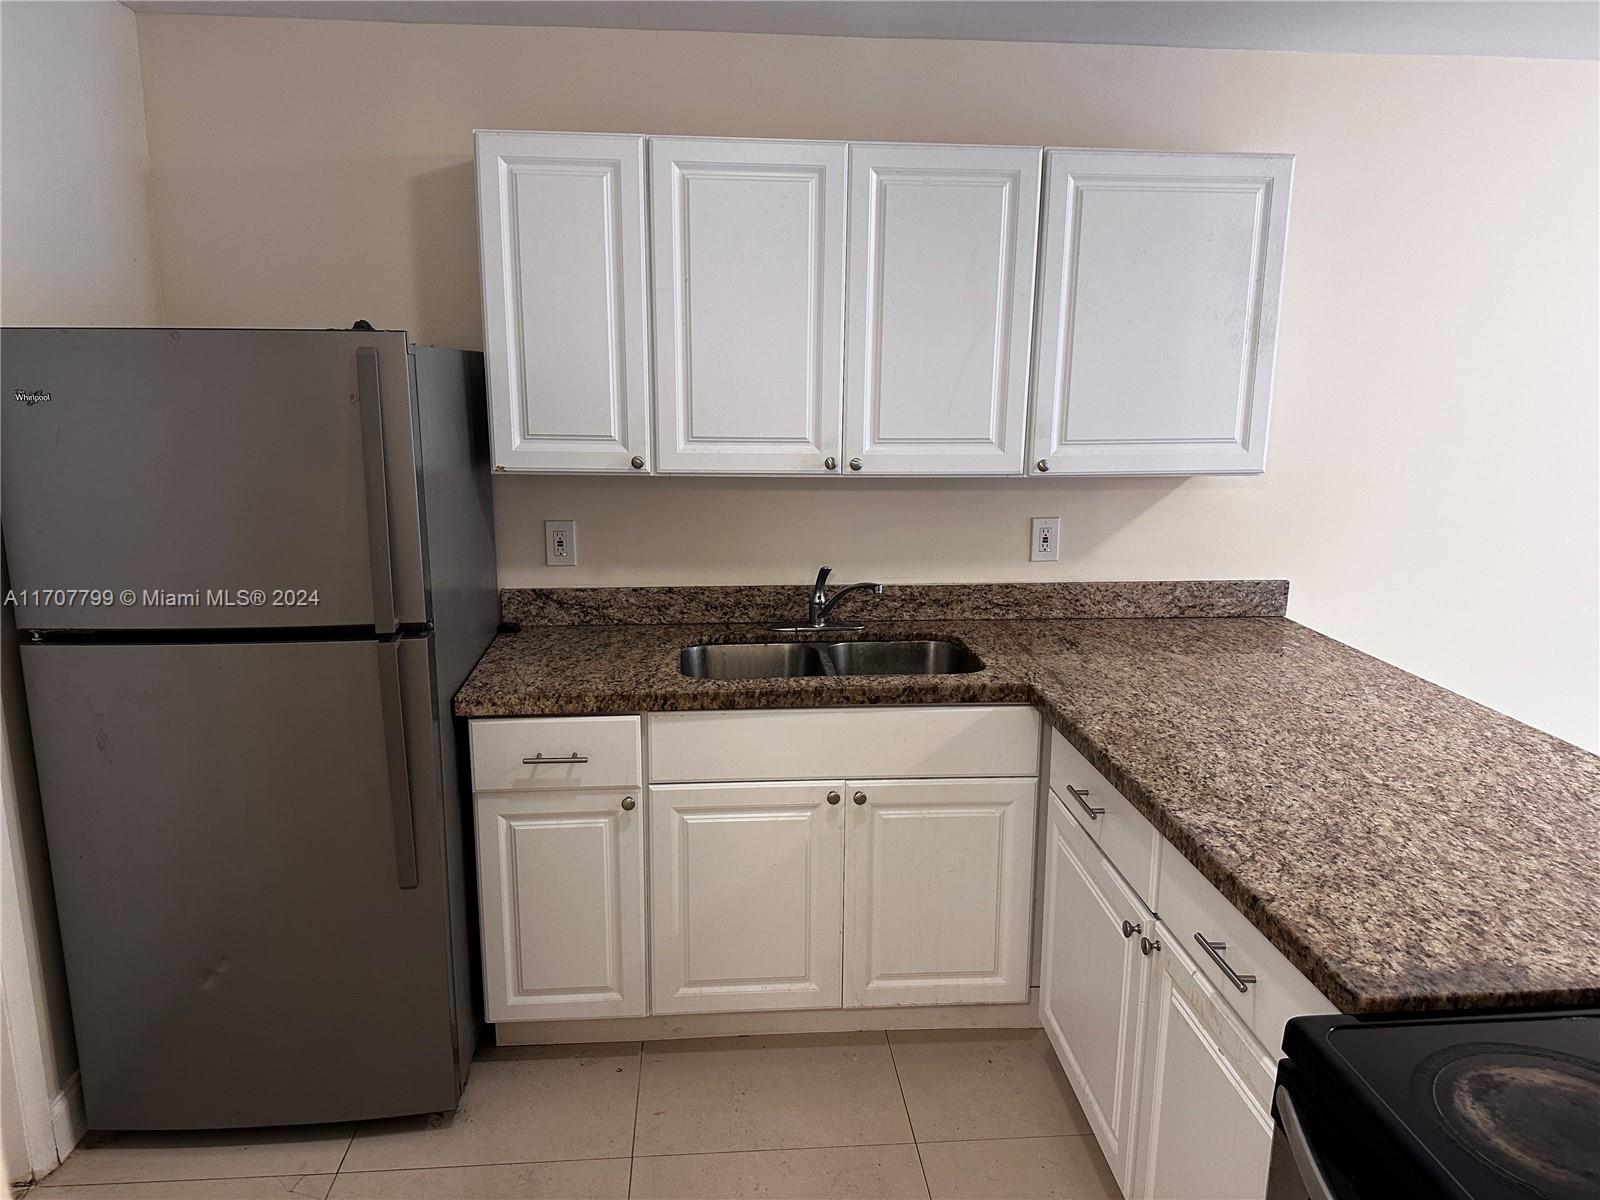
[1279,1009,1600,1199]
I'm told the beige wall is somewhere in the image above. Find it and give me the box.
[132,16,1600,750]
[1,1,161,325]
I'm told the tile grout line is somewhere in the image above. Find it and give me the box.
[330,1119,358,1186]
[28,1135,1091,1190]
[910,1131,1098,1146]
[627,1040,644,1199]
[883,1032,933,1200]
[627,1138,918,1162]
[33,1134,1110,1192]
[35,1151,655,1190]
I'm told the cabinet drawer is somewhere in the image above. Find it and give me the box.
[1048,728,1160,906]
[1157,844,1337,1055]
[648,706,1039,783]
[470,716,642,792]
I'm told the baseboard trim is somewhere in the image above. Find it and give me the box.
[49,1072,85,1163]
[495,990,1042,1045]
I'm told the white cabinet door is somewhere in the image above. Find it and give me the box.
[475,131,653,473]
[1040,792,1150,1194]
[1030,150,1292,476]
[650,138,847,474]
[844,144,1041,475]
[475,789,647,1022]
[1130,932,1277,1200]
[650,781,845,1013]
[844,778,1036,1007]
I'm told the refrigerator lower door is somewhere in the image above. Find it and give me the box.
[20,637,460,1129]
[0,328,426,633]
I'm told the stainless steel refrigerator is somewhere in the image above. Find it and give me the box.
[1,328,498,1129]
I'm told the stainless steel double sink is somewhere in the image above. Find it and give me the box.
[679,639,982,680]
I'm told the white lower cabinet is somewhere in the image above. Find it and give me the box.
[845,778,1037,1006]
[475,789,647,1022]
[1130,938,1275,1200]
[474,707,1042,1028]
[649,781,845,1014]
[1041,781,1294,1200]
[469,699,1315,1200]
[1040,794,1150,1194]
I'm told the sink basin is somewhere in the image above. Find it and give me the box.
[824,639,983,676]
[679,643,828,680]
[680,639,982,680]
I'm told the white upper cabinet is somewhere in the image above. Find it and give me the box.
[651,138,847,474]
[843,145,1041,475]
[475,131,653,473]
[1029,151,1292,476]
[476,132,1294,479]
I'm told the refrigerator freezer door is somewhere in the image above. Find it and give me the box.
[0,328,426,632]
[20,637,460,1128]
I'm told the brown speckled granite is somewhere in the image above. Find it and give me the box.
[500,579,1289,626]
[454,613,1600,1017]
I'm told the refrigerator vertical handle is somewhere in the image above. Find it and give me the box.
[356,347,398,636]
[377,641,419,889]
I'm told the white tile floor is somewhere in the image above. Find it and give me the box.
[18,1029,1120,1199]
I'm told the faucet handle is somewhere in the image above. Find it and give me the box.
[812,565,833,593]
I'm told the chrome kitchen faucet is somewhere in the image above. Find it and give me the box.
[773,565,884,634]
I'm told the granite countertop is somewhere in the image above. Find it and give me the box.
[454,583,1600,1017]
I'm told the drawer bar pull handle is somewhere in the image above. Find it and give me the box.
[1194,934,1256,993]
[1065,784,1105,820]
[521,752,589,765]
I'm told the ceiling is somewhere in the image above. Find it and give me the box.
[122,1,1600,60]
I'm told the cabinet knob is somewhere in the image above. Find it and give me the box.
[620,797,636,811]
[853,791,867,805]
[826,790,841,805]
[849,458,863,471]
[630,456,645,470]
[1140,935,1162,957]
[824,456,837,471]
[1121,920,1142,940]
[1037,460,1050,473]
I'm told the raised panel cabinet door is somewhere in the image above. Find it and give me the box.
[844,778,1036,1007]
[474,789,647,1023]
[1030,150,1293,476]
[650,138,847,474]
[1130,936,1276,1200]
[844,144,1041,475]
[475,131,652,472]
[1040,793,1150,1194]
[650,781,846,1013]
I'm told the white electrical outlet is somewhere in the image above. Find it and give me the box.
[545,519,577,566]
[1030,517,1061,563]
